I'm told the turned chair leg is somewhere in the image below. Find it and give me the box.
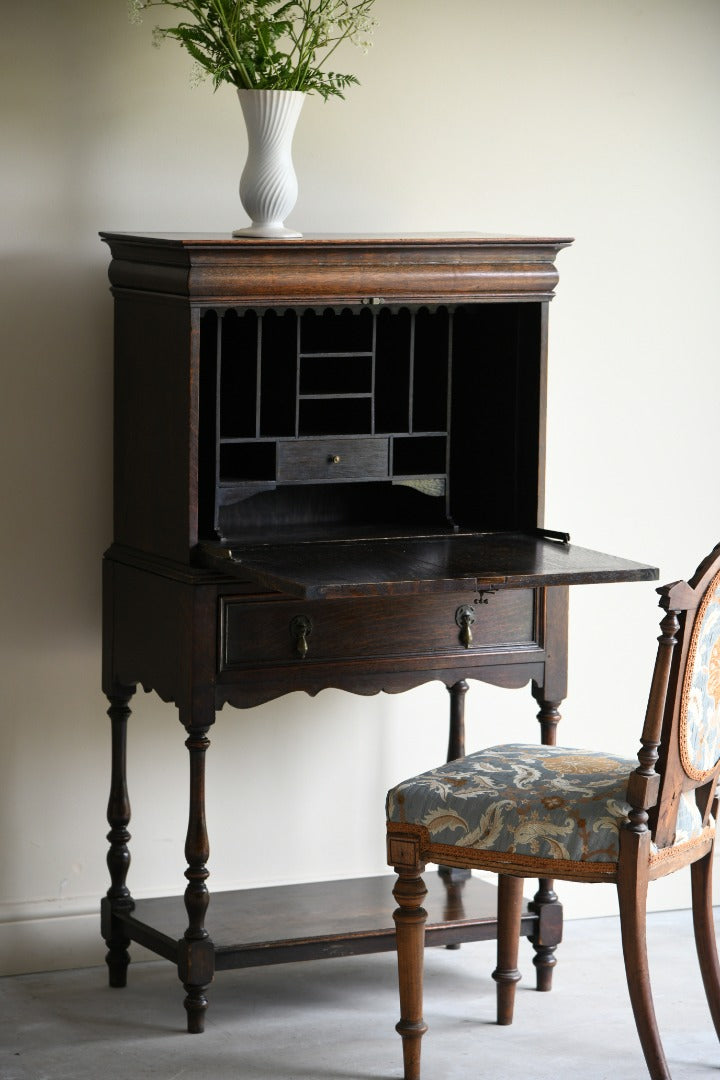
[617,869,670,1080]
[393,868,429,1080]
[691,849,720,1040]
[493,874,524,1025]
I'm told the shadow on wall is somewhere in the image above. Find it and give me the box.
[0,251,114,652]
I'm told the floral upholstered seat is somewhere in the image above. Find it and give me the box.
[386,743,710,871]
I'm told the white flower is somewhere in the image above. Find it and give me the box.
[127,0,146,25]
[189,62,208,88]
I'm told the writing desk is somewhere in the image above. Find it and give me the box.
[100,232,657,1032]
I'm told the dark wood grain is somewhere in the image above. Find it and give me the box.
[202,532,657,599]
[116,874,536,970]
[101,232,574,306]
[112,297,197,563]
[276,436,389,482]
[221,589,535,668]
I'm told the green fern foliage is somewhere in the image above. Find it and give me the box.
[129,0,378,99]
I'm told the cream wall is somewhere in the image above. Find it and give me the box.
[1,0,719,976]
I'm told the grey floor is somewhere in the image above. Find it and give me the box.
[3,909,720,1080]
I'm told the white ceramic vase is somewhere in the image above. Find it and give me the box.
[233,89,305,238]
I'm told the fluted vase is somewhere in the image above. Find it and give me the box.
[233,89,305,238]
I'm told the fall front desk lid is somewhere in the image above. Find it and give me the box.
[198,531,658,600]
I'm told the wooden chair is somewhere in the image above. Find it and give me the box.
[386,543,720,1080]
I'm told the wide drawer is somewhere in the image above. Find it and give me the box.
[276,436,389,483]
[220,590,537,669]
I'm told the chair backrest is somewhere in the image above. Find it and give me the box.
[633,543,720,849]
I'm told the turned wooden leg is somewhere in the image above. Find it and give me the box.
[179,722,215,1034]
[536,697,562,747]
[439,682,471,926]
[530,693,564,989]
[392,865,428,1080]
[618,833,670,1080]
[691,848,720,1040]
[528,879,562,991]
[446,679,469,762]
[532,585,568,751]
[102,686,135,989]
[530,585,568,990]
[492,874,524,1025]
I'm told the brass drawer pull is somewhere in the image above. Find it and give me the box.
[455,605,476,649]
[329,454,341,464]
[290,615,313,659]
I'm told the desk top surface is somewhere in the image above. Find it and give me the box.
[101,230,574,248]
[200,531,658,599]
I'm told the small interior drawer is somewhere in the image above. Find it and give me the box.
[220,589,537,670]
[276,437,389,483]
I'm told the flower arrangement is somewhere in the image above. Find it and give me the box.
[128,0,378,100]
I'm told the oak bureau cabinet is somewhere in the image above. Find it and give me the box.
[99,232,657,1033]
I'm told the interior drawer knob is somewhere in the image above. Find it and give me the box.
[290,615,313,659]
[455,605,476,649]
[329,454,341,464]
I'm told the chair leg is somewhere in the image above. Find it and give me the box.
[691,848,720,1040]
[493,874,524,1025]
[617,856,671,1080]
[529,877,562,990]
[393,867,429,1080]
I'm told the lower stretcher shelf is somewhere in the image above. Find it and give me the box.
[113,873,539,971]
